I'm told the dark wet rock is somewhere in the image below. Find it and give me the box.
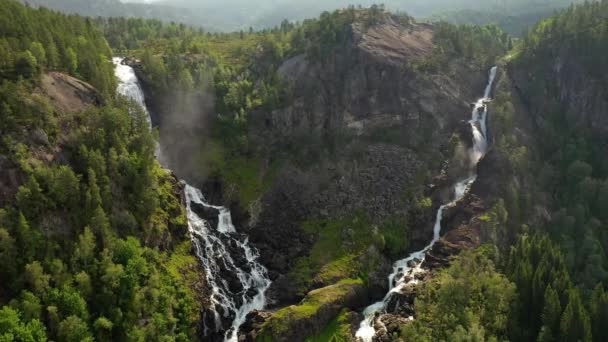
[222,269,245,294]
[266,274,300,306]
[202,304,234,342]
[509,51,608,138]
[238,310,273,342]
[190,202,219,228]
[374,314,411,342]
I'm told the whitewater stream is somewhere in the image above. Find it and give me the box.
[113,57,271,342]
[356,66,498,341]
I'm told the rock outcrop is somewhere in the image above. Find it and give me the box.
[1,72,103,207]
[247,279,368,342]
[40,72,102,113]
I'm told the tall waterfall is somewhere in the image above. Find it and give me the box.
[113,58,271,342]
[356,66,498,341]
[113,58,151,126]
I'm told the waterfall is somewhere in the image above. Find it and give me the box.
[113,57,151,126]
[185,186,271,341]
[356,66,498,342]
[113,58,271,342]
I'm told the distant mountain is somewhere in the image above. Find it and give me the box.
[431,8,560,36]
[20,0,218,30]
[23,0,584,32]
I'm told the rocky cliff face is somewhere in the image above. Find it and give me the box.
[510,55,608,139]
[234,15,496,338]
[253,18,482,142]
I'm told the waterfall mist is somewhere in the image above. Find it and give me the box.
[156,84,215,185]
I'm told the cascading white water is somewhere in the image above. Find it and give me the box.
[356,66,498,341]
[113,58,271,342]
[185,186,271,341]
[113,57,151,126]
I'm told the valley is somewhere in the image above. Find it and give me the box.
[0,1,607,342]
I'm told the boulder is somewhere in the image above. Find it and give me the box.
[238,310,273,342]
[374,314,411,342]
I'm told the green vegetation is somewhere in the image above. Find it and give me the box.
[257,278,363,341]
[433,7,573,37]
[0,1,200,340]
[289,5,396,60]
[400,250,516,341]
[98,16,296,206]
[392,3,608,341]
[4,0,608,340]
[456,2,608,342]
[98,7,414,209]
[508,0,608,294]
[505,235,592,342]
[0,0,116,97]
[515,1,608,86]
[414,21,511,72]
[304,309,353,342]
[288,213,408,296]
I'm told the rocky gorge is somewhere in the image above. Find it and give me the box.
[127,12,514,341]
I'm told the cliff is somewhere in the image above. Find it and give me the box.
[219,13,499,340]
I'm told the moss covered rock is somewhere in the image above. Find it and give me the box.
[256,279,367,342]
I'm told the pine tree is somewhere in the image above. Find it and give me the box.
[85,169,102,219]
[559,289,592,342]
[537,285,562,341]
[29,42,46,68]
[23,261,50,296]
[90,207,111,249]
[45,39,60,70]
[14,50,38,78]
[65,47,78,74]
[589,285,608,342]
[0,228,17,285]
[16,213,40,263]
[16,177,45,220]
[72,227,96,271]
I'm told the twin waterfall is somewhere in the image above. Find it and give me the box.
[356,66,498,341]
[115,56,497,341]
[113,58,271,342]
